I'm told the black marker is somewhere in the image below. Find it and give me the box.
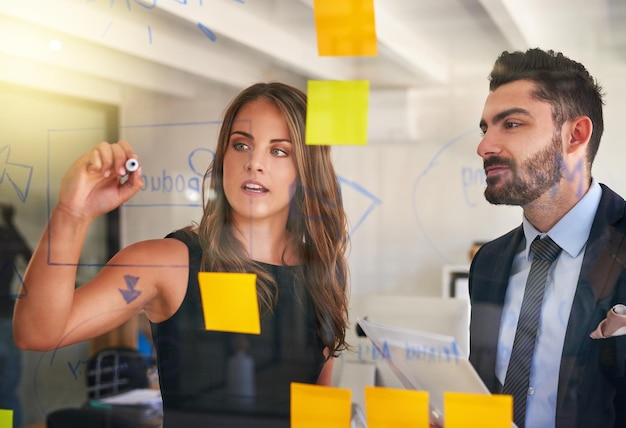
[125,158,139,172]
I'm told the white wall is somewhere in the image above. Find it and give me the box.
[117,85,237,246]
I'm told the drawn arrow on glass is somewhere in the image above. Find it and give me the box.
[338,176,382,237]
[0,145,34,203]
[67,359,88,380]
[119,274,141,304]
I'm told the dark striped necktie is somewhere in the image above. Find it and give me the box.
[503,235,562,428]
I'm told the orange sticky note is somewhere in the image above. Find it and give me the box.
[0,409,12,428]
[198,272,260,334]
[313,0,377,56]
[364,386,430,427]
[291,382,352,428]
[306,80,369,146]
[444,392,512,428]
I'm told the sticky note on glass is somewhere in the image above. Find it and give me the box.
[0,409,13,428]
[364,386,430,427]
[198,272,260,334]
[444,392,512,428]
[313,0,377,56]
[306,80,369,146]
[291,382,352,428]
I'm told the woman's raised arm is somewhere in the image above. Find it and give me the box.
[13,141,147,350]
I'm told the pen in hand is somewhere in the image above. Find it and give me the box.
[125,158,140,172]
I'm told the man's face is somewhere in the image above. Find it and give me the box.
[477,80,564,206]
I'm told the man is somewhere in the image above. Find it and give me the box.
[469,48,626,428]
[0,203,31,427]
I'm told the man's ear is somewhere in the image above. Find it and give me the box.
[565,116,592,153]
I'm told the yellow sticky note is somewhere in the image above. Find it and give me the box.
[313,0,377,56]
[0,409,13,428]
[444,392,512,428]
[291,382,352,428]
[306,80,369,146]
[198,272,260,334]
[364,386,430,428]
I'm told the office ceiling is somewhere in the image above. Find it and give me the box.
[0,0,624,98]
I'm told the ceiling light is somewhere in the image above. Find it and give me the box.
[49,39,62,51]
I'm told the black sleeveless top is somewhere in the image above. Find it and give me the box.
[151,230,326,427]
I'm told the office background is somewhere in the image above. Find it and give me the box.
[2,0,626,424]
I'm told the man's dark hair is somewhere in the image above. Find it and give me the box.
[489,48,604,166]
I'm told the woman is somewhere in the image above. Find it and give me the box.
[14,82,350,426]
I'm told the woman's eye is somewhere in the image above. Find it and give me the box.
[271,148,288,157]
[233,142,249,151]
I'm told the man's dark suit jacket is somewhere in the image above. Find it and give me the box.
[469,184,626,428]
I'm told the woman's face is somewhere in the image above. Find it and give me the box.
[222,99,298,227]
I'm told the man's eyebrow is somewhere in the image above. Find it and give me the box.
[490,107,531,126]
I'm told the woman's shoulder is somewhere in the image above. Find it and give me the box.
[121,236,190,265]
[164,228,201,252]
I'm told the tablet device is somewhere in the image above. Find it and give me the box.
[357,317,490,426]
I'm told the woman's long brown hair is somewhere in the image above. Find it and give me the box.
[193,82,349,357]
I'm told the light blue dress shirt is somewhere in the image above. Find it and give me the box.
[495,179,602,428]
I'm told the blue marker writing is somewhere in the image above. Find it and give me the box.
[119,274,141,304]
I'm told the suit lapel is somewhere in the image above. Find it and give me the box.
[487,227,524,304]
[556,185,626,417]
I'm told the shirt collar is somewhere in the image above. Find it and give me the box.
[522,179,602,260]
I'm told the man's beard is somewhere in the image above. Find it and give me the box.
[484,134,564,206]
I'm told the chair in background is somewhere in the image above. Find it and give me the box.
[86,347,150,399]
[46,347,157,428]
